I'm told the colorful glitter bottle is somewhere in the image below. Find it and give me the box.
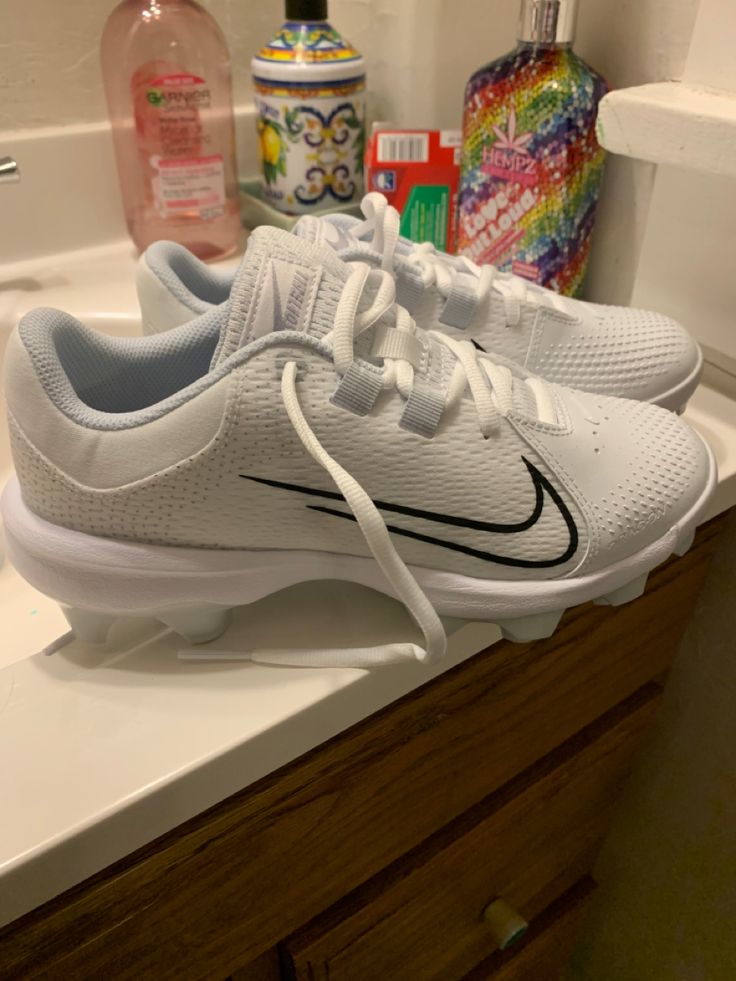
[251,0,365,214]
[457,0,608,296]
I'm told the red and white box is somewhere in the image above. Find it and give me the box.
[364,126,462,253]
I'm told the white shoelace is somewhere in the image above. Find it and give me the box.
[180,266,553,669]
[240,263,538,670]
[354,191,568,327]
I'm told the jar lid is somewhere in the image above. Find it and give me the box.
[518,0,578,44]
[286,0,328,21]
[253,10,364,82]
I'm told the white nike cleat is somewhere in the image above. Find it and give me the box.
[137,193,703,412]
[4,227,715,665]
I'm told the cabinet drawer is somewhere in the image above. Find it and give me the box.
[284,688,658,981]
[465,876,595,981]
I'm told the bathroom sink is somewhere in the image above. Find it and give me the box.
[0,242,143,666]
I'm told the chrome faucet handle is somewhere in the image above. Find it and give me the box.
[0,157,20,184]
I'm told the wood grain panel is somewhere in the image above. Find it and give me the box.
[230,948,282,981]
[284,688,657,981]
[0,514,725,980]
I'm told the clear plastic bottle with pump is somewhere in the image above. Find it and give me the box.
[101,0,243,260]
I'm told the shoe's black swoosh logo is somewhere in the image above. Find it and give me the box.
[239,457,578,569]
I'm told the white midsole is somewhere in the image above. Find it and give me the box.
[0,440,717,622]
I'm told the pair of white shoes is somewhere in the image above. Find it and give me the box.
[2,193,715,665]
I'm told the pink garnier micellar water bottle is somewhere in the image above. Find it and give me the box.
[101,0,243,260]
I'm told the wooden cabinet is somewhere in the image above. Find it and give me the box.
[282,690,657,981]
[0,514,726,981]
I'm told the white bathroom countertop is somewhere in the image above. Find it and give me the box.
[1,240,735,930]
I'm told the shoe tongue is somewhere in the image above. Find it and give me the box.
[293,213,362,252]
[212,224,547,420]
[212,225,350,367]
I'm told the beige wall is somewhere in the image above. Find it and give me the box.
[1,0,699,131]
[569,508,736,981]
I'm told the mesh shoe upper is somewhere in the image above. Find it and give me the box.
[523,300,699,404]
[137,195,701,410]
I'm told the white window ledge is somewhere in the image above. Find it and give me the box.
[596,81,736,177]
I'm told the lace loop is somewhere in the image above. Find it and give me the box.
[332,261,516,436]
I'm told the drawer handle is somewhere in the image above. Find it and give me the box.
[482,897,529,950]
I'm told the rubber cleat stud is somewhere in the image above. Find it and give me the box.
[497,609,563,643]
[595,572,649,607]
[673,528,695,557]
[62,607,117,645]
[159,606,232,644]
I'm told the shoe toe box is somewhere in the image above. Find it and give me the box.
[519,388,715,571]
[534,304,702,408]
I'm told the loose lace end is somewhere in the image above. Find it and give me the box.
[178,645,430,668]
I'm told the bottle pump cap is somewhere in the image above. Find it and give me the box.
[286,0,328,21]
[518,0,578,44]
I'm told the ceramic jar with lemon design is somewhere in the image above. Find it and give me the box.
[252,0,365,214]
